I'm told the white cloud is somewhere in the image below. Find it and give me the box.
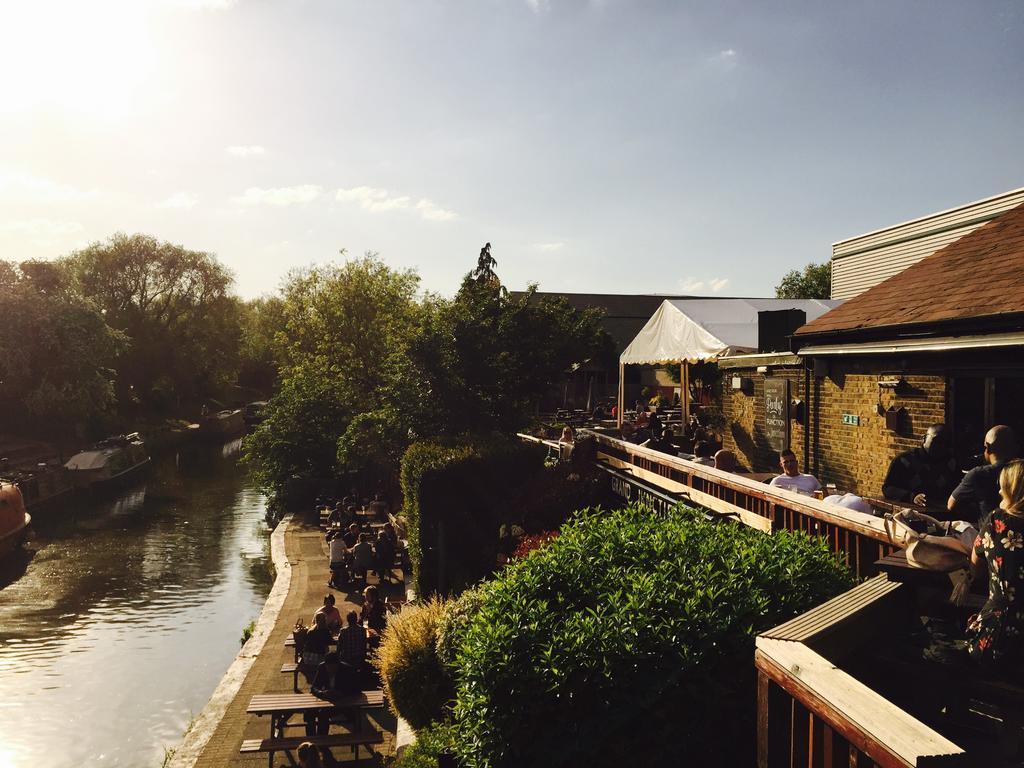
[336,186,457,222]
[415,199,457,222]
[679,275,731,294]
[161,0,238,10]
[533,242,565,252]
[232,185,322,206]
[709,48,739,70]
[157,191,199,209]
[525,0,550,13]
[0,171,97,203]
[226,145,266,157]
[0,218,84,245]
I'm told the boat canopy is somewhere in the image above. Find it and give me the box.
[65,447,117,471]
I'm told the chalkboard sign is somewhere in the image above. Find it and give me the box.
[764,378,790,452]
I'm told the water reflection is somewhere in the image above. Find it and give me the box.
[0,441,272,768]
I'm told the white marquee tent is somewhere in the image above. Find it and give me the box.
[617,298,843,423]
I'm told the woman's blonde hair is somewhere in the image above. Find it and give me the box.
[999,459,1024,515]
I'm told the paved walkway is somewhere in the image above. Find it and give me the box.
[181,511,400,767]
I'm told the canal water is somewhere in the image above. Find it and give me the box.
[0,439,274,768]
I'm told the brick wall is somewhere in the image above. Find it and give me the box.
[721,366,807,473]
[809,363,946,496]
[721,360,948,495]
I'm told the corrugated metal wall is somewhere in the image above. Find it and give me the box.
[831,188,1024,299]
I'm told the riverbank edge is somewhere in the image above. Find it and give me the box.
[166,513,294,768]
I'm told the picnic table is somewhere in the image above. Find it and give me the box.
[247,690,385,739]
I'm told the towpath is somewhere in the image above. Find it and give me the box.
[175,511,400,767]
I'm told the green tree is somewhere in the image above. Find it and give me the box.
[64,233,240,410]
[0,260,124,434]
[409,246,607,438]
[237,296,285,394]
[774,260,832,299]
[244,254,422,501]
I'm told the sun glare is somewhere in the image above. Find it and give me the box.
[0,0,159,120]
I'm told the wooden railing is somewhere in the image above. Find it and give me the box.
[519,430,910,579]
[756,576,966,767]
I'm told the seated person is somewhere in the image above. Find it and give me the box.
[692,441,716,467]
[361,585,387,633]
[375,530,396,583]
[713,449,737,472]
[949,425,1019,526]
[314,594,342,632]
[351,533,376,581]
[620,421,637,444]
[769,449,821,496]
[327,531,349,588]
[635,410,650,428]
[368,493,389,517]
[342,522,361,549]
[882,424,957,511]
[337,610,367,668]
[301,612,333,671]
[326,502,348,527]
[560,426,575,444]
[648,412,664,441]
[966,459,1024,671]
[381,522,399,549]
[304,652,362,736]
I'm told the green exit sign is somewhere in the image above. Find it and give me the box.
[842,413,860,426]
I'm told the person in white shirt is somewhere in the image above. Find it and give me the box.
[769,449,821,496]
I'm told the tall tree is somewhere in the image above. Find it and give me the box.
[409,244,608,438]
[774,261,832,299]
[245,254,423,499]
[64,233,240,409]
[0,260,123,434]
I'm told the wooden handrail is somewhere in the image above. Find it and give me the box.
[756,577,966,767]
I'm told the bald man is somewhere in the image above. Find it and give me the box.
[948,425,1019,524]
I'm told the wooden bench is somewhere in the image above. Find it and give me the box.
[281,663,302,692]
[240,731,384,767]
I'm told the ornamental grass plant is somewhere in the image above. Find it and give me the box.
[374,597,452,730]
[451,504,853,768]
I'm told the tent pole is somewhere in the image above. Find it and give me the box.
[681,362,690,422]
[617,362,625,428]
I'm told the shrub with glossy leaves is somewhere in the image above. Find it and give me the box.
[452,504,853,768]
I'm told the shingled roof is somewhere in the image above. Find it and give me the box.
[796,200,1024,339]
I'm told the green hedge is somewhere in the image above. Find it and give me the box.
[451,504,853,768]
[400,437,617,596]
[400,439,549,596]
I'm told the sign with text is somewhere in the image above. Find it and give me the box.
[764,378,790,452]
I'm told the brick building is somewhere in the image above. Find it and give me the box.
[719,198,1024,497]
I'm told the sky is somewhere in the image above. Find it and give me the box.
[0,0,1021,300]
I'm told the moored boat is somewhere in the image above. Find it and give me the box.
[0,459,74,510]
[0,482,31,559]
[199,409,245,438]
[64,433,150,490]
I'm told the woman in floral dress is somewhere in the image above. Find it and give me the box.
[967,459,1024,668]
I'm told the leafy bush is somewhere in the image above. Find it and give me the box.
[435,586,487,669]
[391,722,460,768]
[512,530,558,559]
[452,504,853,768]
[374,598,451,730]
